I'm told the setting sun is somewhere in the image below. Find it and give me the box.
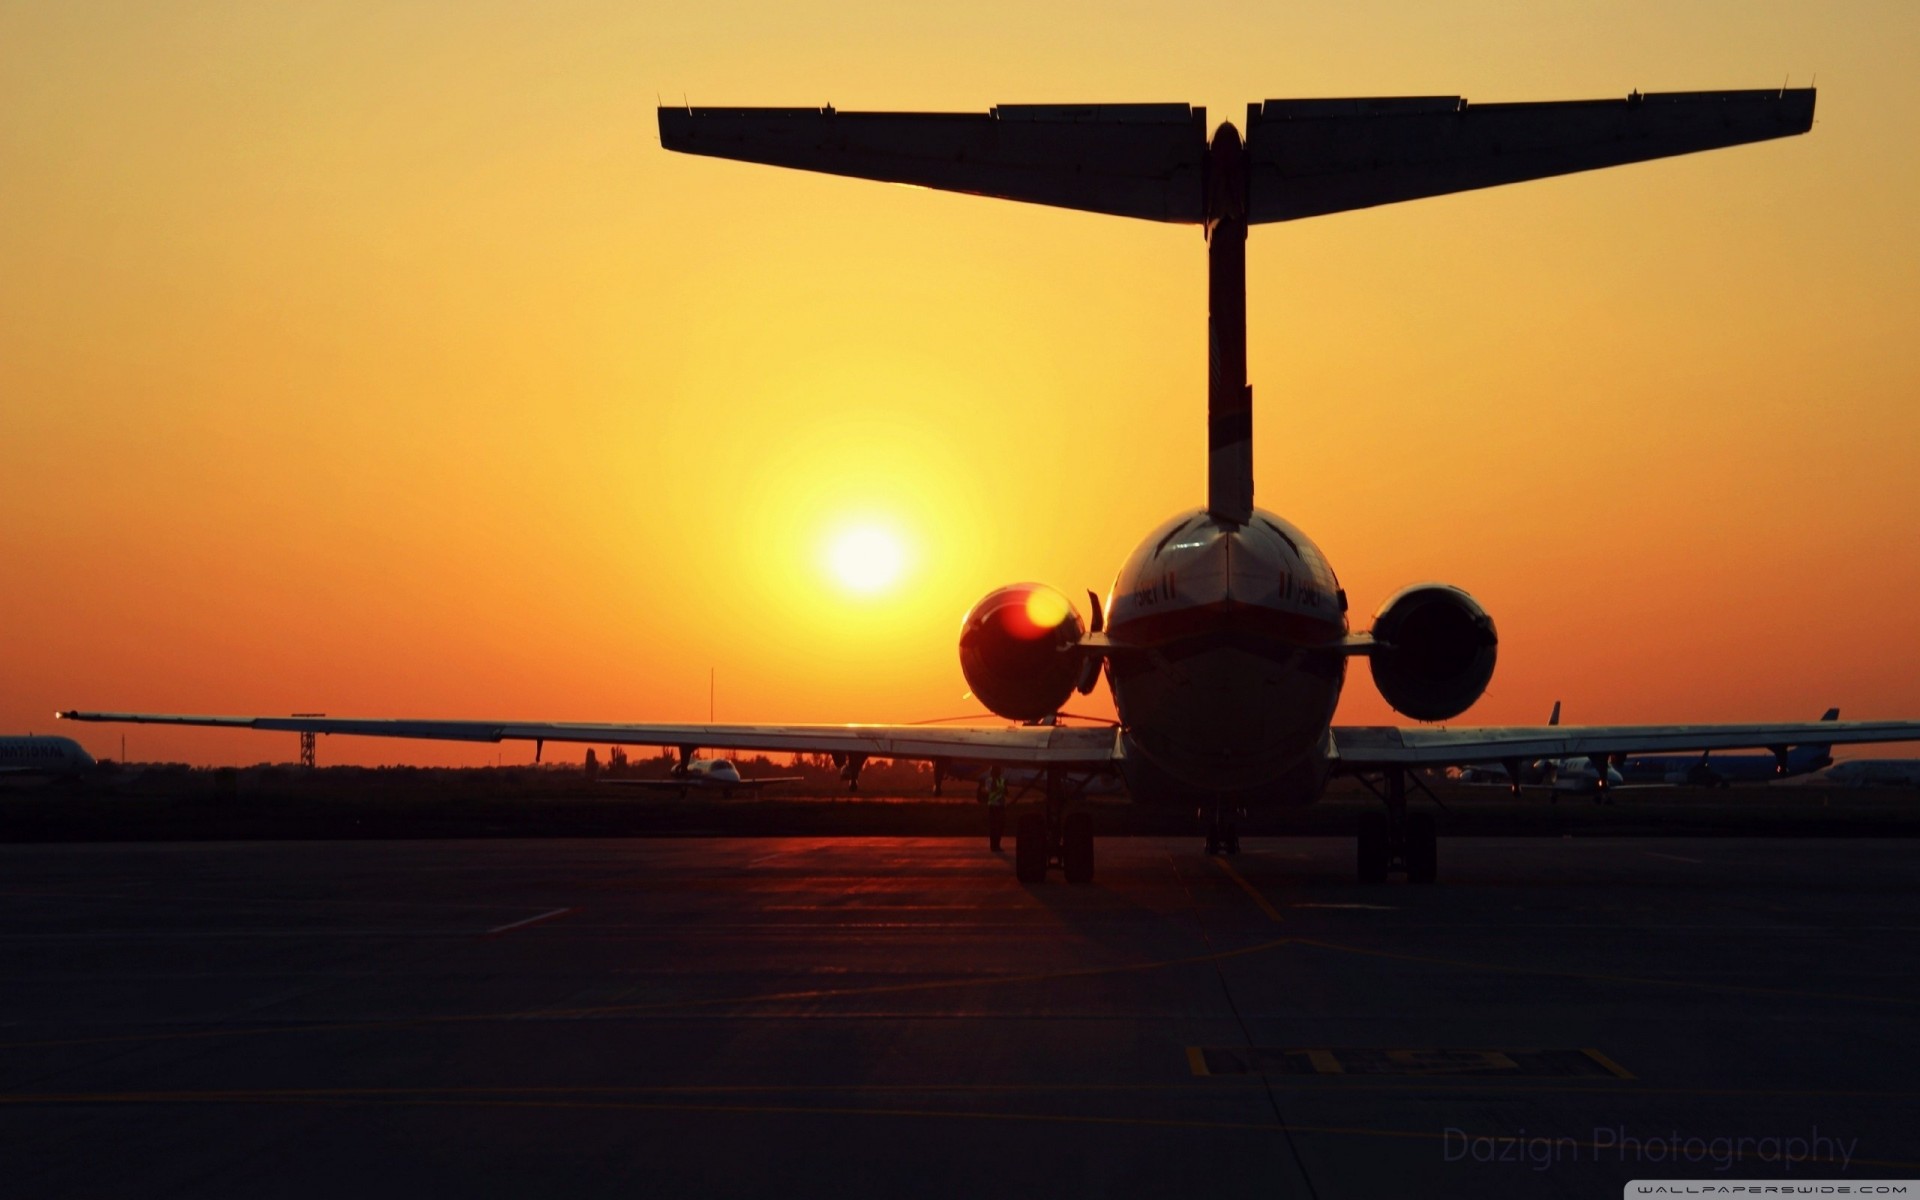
[825,524,907,595]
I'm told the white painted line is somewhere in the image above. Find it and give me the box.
[1291,903,1399,911]
[485,907,575,937]
[1644,852,1705,865]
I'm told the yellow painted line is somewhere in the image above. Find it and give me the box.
[1210,857,1283,924]
[1581,1048,1636,1080]
[1304,1049,1345,1075]
[1186,1046,1210,1077]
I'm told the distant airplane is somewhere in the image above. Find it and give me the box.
[604,757,802,798]
[1455,703,1626,798]
[64,83,1920,886]
[1463,705,1841,796]
[1455,701,1562,788]
[1621,708,1841,786]
[1815,759,1920,788]
[0,736,95,780]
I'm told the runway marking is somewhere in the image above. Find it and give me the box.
[1644,852,1705,864]
[1208,857,1283,923]
[1580,1048,1637,1080]
[484,908,575,937]
[3,1088,1914,1171]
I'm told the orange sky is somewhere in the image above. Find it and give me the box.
[5,3,1918,766]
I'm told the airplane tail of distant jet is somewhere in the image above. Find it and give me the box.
[1549,700,1561,727]
[660,90,1815,526]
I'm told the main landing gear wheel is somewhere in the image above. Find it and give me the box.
[1203,811,1241,856]
[1357,810,1391,884]
[1355,767,1441,883]
[1012,769,1097,884]
[1405,810,1437,885]
[1014,814,1048,883]
[1062,812,1094,884]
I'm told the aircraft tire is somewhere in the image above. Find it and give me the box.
[1015,815,1048,883]
[1405,811,1438,884]
[1357,811,1390,884]
[1062,812,1094,884]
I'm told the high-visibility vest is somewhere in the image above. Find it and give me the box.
[986,775,1008,806]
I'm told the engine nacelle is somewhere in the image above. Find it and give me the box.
[958,583,1086,723]
[1368,583,1498,722]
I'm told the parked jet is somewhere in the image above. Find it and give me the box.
[1455,702,1561,788]
[1465,705,1839,795]
[1815,759,1920,788]
[0,736,95,780]
[1621,709,1840,785]
[605,757,802,798]
[63,85,1920,885]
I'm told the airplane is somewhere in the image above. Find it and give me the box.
[1455,701,1561,788]
[1620,708,1840,785]
[1461,705,1840,796]
[0,736,96,780]
[61,84,1920,887]
[604,756,803,798]
[1455,703,1626,798]
[1812,759,1920,788]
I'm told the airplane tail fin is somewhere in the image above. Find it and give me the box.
[657,90,1816,227]
[1820,707,1840,722]
[1548,700,1561,727]
[660,88,1814,530]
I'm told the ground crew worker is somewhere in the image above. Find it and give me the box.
[982,765,1009,851]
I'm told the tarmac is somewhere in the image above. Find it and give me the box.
[2,836,1916,1198]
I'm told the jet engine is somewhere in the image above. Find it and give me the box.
[1368,583,1498,722]
[958,583,1087,722]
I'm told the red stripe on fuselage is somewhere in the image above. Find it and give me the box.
[1109,600,1344,651]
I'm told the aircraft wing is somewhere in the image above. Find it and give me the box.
[1332,719,1920,769]
[55,711,1120,767]
[1245,88,1815,223]
[659,89,1812,226]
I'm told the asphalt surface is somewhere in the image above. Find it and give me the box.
[2,837,1915,1198]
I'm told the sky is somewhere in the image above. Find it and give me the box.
[4,2,1918,766]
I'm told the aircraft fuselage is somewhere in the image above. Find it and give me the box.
[1104,507,1348,805]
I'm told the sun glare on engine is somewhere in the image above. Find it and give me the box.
[1022,586,1071,634]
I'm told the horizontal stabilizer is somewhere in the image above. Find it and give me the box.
[1246,88,1816,222]
[659,104,1208,223]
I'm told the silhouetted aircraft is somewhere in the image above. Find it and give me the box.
[1817,759,1920,787]
[0,736,95,779]
[605,757,802,797]
[1621,708,1841,785]
[65,85,1920,884]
